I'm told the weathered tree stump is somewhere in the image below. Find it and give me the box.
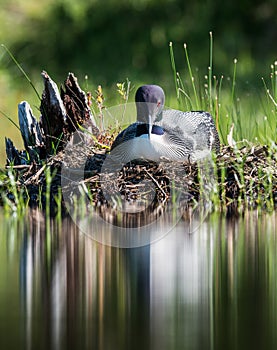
[5,137,25,165]
[6,71,100,165]
[40,71,68,154]
[19,101,44,161]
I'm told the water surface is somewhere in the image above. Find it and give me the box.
[0,210,276,350]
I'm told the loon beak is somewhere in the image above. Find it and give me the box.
[148,114,153,139]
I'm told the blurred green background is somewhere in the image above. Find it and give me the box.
[0,0,276,164]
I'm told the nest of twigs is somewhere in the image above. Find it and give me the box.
[3,140,277,215]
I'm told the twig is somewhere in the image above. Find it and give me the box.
[145,169,168,197]
[6,164,31,169]
[24,164,47,185]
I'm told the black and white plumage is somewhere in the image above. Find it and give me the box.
[111,85,220,162]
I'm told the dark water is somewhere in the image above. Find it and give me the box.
[0,210,277,350]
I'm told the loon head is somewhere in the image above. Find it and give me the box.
[135,85,165,138]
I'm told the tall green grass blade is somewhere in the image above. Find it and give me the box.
[0,109,20,131]
[208,31,213,111]
[274,61,277,102]
[231,58,238,104]
[183,43,200,109]
[176,72,192,110]
[262,77,277,108]
[1,44,41,101]
[169,42,179,101]
[216,75,224,139]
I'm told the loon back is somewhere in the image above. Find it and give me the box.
[159,109,220,154]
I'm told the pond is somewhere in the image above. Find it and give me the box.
[0,209,276,350]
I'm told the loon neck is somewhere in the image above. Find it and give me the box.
[135,124,164,137]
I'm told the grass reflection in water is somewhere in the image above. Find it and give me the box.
[0,210,276,350]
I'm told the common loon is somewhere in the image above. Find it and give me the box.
[110,85,220,162]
